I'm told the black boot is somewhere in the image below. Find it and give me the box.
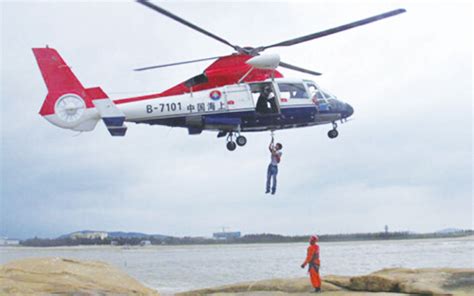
[314,287,321,293]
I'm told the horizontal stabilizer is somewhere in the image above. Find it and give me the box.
[107,126,128,136]
[91,90,127,137]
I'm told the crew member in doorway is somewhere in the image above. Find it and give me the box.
[266,136,282,194]
[301,235,321,293]
[256,85,277,113]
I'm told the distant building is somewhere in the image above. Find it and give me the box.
[70,231,108,240]
[140,240,152,246]
[385,225,389,234]
[110,240,119,246]
[0,237,20,246]
[213,231,241,240]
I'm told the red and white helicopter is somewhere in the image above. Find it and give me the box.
[33,1,405,151]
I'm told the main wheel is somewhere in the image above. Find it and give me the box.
[226,141,237,151]
[328,129,339,139]
[236,135,247,146]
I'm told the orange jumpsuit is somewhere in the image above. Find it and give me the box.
[303,244,321,288]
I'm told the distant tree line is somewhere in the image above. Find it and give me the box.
[21,236,110,247]
[20,230,473,247]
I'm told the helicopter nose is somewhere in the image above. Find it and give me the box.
[345,103,354,118]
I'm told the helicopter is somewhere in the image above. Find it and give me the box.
[33,0,405,151]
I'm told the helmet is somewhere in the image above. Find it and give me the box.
[310,235,319,244]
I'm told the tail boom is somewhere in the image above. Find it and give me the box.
[33,47,126,135]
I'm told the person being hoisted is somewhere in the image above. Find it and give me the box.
[266,133,282,195]
[301,235,322,293]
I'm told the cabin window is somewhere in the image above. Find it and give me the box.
[278,83,309,99]
[184,73,208,88]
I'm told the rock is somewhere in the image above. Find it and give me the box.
[179,268,474,295]
[0,257,159,295]
[349,274,398,292]
[370,268,474,295]
[323,275,351,289]
[177,277,343,296]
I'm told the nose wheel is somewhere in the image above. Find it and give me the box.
[328,129,339,138]
[226,132,247,151]
[328,122,339,139]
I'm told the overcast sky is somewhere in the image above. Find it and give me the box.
[1,0,472,239]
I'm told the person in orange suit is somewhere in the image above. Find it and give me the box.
[301,235,321,292]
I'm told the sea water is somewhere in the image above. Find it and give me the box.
[1,236,472,294]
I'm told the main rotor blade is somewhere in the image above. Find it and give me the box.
[279,61,322,76]
[134,56,223,71]
[261,8,406,50]
[137,0,238,51]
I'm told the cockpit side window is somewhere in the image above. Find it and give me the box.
[278,83,309,99]
[307,83,325,101]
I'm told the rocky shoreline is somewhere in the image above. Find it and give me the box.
[177,268,474,295]
[1,257,473,295]
[0,257,159,295]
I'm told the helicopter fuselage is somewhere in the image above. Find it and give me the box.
[116,78,353,135]
[34,47,353,150]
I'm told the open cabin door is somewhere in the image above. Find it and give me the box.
[249,82,280,115]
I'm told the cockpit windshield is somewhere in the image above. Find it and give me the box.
[322,91,335,99]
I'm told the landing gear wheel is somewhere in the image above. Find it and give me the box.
[328,129,339,139]
[236,135,247,146]
[226,141,237,151]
